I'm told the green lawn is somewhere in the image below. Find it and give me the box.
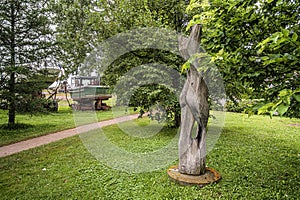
[0,112,299,199]
[0,103,134,146]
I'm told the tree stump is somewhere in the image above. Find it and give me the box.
[178,24,209,175]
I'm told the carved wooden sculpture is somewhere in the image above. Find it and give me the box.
[178,25,209,175]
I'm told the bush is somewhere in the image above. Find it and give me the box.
[16,98,58,113]
[225,99,262,113]
[282,100,300,119]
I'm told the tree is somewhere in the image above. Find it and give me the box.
[53,0,190,71]
[100,0,190,126]
[0,0,56,126]
[187,0,300,117]
[54,0,190,126]
[51,0,93,75]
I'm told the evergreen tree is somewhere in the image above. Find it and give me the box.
[0,0,56,126]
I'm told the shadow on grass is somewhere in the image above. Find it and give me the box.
[0,123,34,130]
[0,123,62,147]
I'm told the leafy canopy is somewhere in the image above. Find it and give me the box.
[187,0,300,117]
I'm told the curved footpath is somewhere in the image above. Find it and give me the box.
[0,113,140,158]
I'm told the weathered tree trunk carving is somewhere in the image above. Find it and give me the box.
[178,25,209,175]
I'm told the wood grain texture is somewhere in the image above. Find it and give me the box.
[178,25,209,175]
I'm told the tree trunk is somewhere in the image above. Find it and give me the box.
[178,25,209,175]
[8,72,16,126]
[8,1,16,126]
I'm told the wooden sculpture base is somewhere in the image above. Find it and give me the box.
[167,165,221,187]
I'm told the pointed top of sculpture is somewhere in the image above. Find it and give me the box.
[178,24,202,62]
[189,24,202,43]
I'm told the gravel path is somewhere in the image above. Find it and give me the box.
[0,114,140,158]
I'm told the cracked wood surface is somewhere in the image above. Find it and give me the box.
[178,25,209,175]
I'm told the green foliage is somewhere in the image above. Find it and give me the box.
[0,0,57,125]
[53,0,189,74]
[15,98,58,113]
[113,63,185,127]
[1,67,59,114]
[130,86,181,127]
[0,113,299,199]
[53,0,190,126]
[186,0,211,30]
[50,0,93,74]
[225,99,262,114]
[256,88,300,118]
[187,0,300,117]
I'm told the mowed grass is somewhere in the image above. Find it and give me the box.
[0,106,75,146]
[0,112,299,199]
[0,102,134,146]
